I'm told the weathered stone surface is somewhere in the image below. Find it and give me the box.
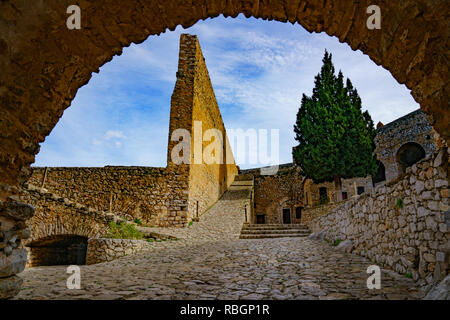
[308,231,325,240]
[86,238,150,265]
[0,249,27,277]
[336,240,353,253]
[0,275,23,300]
[375,110,437,183]
[424,274,450,300]
[308,150,449,282]
[3,200,35,221]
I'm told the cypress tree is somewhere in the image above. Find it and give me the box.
[293,50,377,201]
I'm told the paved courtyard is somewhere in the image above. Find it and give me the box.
[14,187,422,300]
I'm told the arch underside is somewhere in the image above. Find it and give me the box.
[397,142,426,171]
[0,0,448,193]
[26,234,88,267]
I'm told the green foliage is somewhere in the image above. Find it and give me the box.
[396,198,404,209]
[133,218,143,225]
[404,272,413,279]
[333,238,343,246]
[293,50,377,184]
[188,221,194,227]
[106,221,144,240]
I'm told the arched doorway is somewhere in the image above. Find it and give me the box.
[372,161,386,186]
[26,235,88,267]
[396,142,426,173]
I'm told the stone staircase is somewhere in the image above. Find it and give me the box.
[239,224,311,239]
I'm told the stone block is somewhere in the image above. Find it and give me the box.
[0,248,27,277]
[4,200,35,221]
[0,275,23,300]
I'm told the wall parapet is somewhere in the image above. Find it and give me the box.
[86,238,149,265]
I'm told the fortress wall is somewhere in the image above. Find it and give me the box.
[309,148,449,281]
[27,166,189,227]
[169,34,237,220]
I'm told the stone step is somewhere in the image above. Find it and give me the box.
[240,229,310,235]
[239,233,310,239]
[242,224,309,230]
[239,223,311,239]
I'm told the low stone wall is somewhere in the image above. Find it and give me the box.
[309,149,449,282]
[302,202,340,225]
[86,238,149,265]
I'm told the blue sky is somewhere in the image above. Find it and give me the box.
[34,15,419,169]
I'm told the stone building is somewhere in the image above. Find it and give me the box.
[247,109,437,224]
[375,109,436,183]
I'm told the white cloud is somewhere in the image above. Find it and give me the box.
[104,130,125,140]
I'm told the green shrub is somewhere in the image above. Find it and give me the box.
[133,218,143,225]
[396,198,404,209]
[106,221,144,240]
[333,238,342,246]
[188,221,194,227]
[404,272,413,279]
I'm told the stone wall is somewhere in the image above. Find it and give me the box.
[0,197,34,299]
[168,34,238,221]
[19,184,122,244]
[250,164,305,224]
[86,238,149,265]
[375,109,436,183]
[301,202,340,226]
[305,176,374,207]
[28,166,189,227]
[309,149,449,282]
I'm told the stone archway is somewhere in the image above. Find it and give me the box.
[372,160,386,185]
[26,235,88,267]
[0,0,449,299]
[0,0,448,195]
[396,142,426,173]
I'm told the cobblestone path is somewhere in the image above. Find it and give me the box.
[14,185,422,300]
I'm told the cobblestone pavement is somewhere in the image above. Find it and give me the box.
[14,186,422,300]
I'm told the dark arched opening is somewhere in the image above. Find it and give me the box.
[372,161,386,186]
[319,187,328,204]
[396,142,426,173]
[26,235,88,267]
